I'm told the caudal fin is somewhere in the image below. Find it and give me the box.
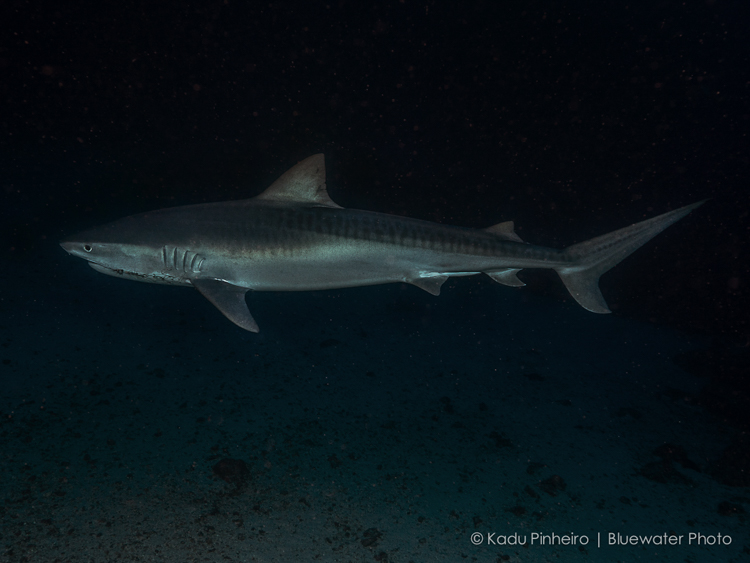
[556,201,706,313]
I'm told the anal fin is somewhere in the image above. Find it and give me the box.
[486,269,525,287]
[191,279,259,332]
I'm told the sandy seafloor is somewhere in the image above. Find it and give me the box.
[1,247,747,563]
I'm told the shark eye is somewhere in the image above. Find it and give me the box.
[83,244,93,253]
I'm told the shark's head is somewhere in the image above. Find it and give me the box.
[59,237,133,276]
[60,216,193,285]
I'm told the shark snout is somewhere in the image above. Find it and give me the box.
[59,240,93,258]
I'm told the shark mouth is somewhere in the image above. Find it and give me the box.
[88,262,189,286]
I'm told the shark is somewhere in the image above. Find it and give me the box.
[60,154,703,332]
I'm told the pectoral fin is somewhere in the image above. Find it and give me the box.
[191,279,259,332]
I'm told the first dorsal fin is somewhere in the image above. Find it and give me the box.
[484,220,523,242]
[254,154,342,208]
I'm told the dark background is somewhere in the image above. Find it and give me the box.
[2,0,748,339]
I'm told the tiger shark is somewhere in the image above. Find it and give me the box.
[60,154,703,332]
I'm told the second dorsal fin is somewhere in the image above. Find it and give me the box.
[484,220,523,242]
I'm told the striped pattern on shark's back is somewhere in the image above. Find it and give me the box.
[248,205,508,258]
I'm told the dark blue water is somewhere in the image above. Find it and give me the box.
[2,1,748,561]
